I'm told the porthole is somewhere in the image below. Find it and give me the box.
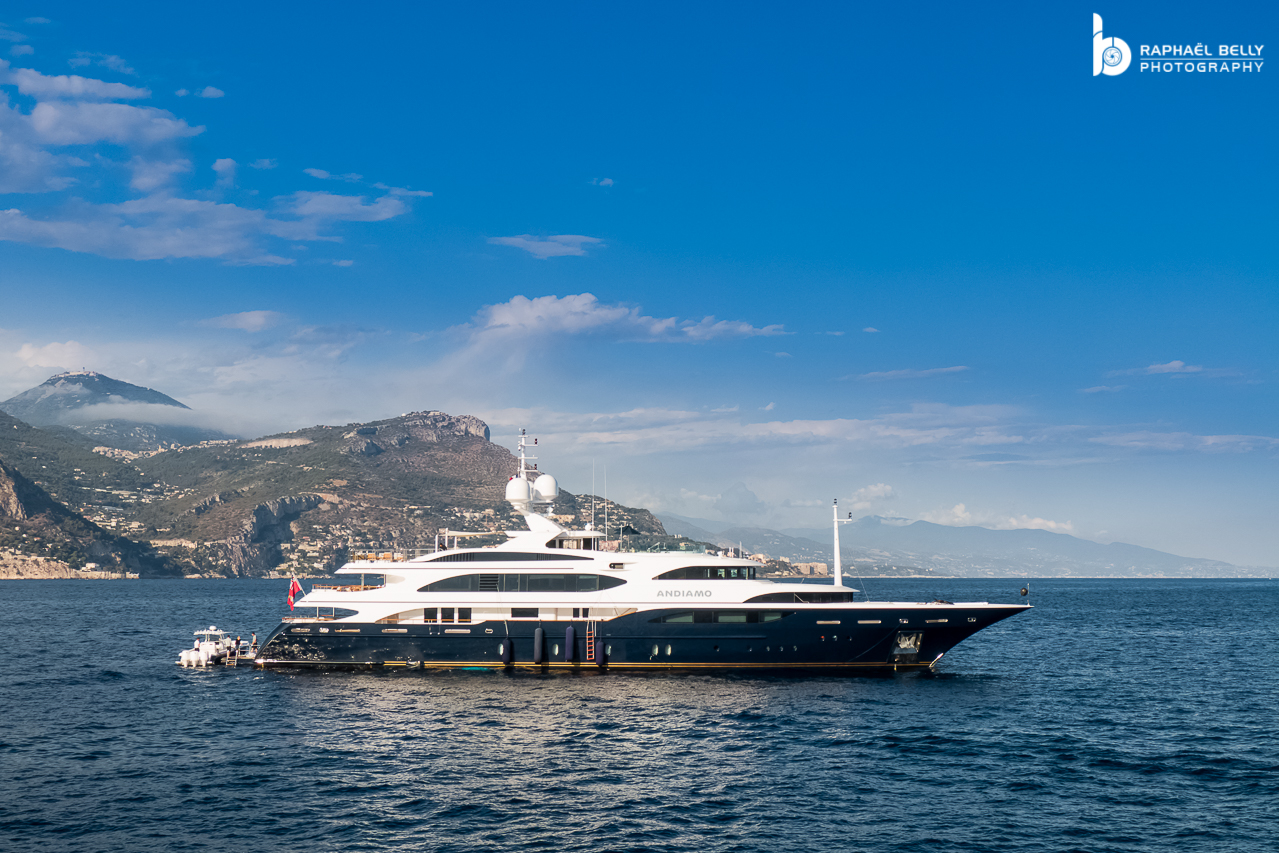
[713,645,720,652]
[765,646,770,652]
[833,636,838,641]
[664,644,672,656]
[968,617,977,623]
[792,645,798,651]
[552,644,560,656]
[651,645,659,657]
[605,644,612,655]
[498,643,505,655]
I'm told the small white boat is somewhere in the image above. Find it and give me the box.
[176,626,243,667]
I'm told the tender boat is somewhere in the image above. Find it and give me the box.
[256,433,1030,673]
[177,626,235,667]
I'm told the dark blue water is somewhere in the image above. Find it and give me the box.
[2,579,1276,852]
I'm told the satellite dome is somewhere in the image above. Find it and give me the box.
[532,473,559,503]
[505,477,532,503]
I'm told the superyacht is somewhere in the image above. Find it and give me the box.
[255,433,1030,672]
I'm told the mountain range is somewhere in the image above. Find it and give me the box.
[0,371,1270,580]
[660,513,1267,579]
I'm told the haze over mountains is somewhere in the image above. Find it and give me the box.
[0,371,1271,580]
[660,514,1265,579]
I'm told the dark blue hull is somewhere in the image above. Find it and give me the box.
[257,605,1029,673]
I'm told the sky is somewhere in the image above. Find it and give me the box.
[0,2,1275,566]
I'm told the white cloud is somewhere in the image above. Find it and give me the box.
[24,17,52,25]
[853,365,968,380]
[922,502,1073,533]
[1080,385,1126,393]
[1,62,150,100]
[197,86,224,98]
[68,53,136,74]
[283,190,406,222]
[128,157,191,191]
[10,45,33,57]
[0,26,26,42]
[332,259,354,267]
[1109,360,1236,379]
[464,293,785,344]
[1091,431,1278,452]
[773,351,791,358]
[592,177,614,186]
[863,327,879,333]
[200,310,286,332]
[28,100,203,145]
[488,234,603,259]
[212,157,236,188]
[14,339,97,371]
[849,483,894,512]
[174,88,189,97]
[761,402,775,411]
[1146,360,1201,374]
[249,158,276,169]
[305,167,363,182]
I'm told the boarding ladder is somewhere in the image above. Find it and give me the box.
[585,621,598,662]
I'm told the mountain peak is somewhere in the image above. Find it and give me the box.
[2,372,190,426]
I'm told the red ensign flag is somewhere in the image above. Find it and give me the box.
[287,576,303,610]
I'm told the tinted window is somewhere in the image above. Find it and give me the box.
[420,573,626,592]
[746,591,855,603]
[651,610,794,624]
[511,608,538,618]
[657,565,757,580]
[427,552,590,562]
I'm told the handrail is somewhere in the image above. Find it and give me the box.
[310,584,383,591]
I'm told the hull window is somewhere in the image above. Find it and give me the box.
[423,608,438,623]
[511,608,539,619]
[441,607,455,623]
[652,610,793,624]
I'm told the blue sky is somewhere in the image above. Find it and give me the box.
[1,3,1275,565]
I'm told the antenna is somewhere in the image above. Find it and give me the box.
[832,499,861,593]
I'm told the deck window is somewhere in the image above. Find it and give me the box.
[458,608,472,623]
[746,590,856,603]
[441,607,455,623]
[657,565,758,580]
[427,552,590,563]
[419,573,626,593]
[511,607,539,618]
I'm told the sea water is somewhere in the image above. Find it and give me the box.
[1,578,1275,852]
